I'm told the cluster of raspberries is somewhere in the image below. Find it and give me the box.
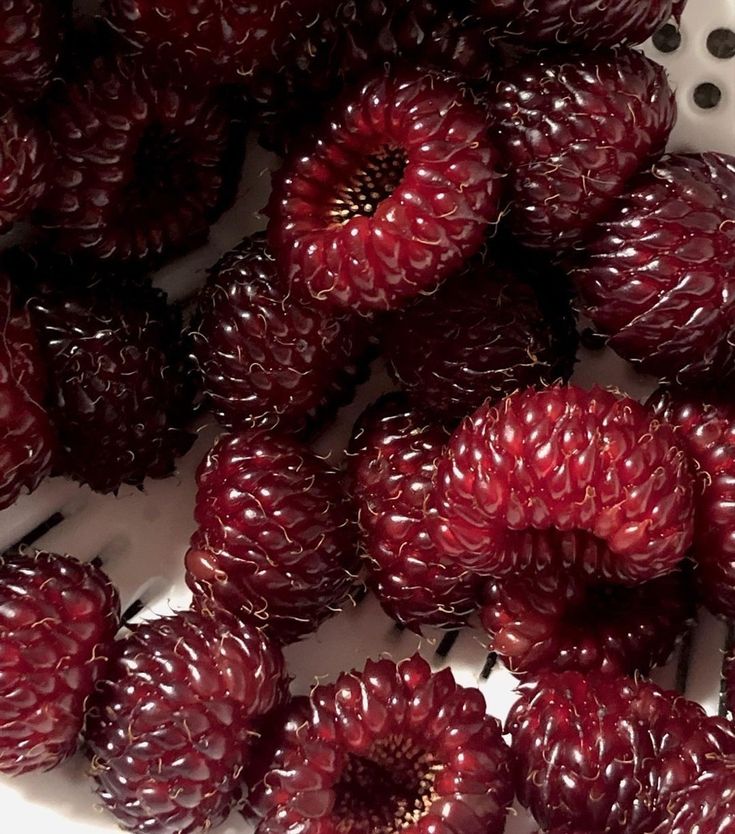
[1,2,735,834]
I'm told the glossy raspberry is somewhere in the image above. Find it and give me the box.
[383,253,577,421]
[432,385,695,582]
[508,671,735,834]
[652,757,735,834]
[40,56,235,263]
[102,0,334,85]
[488,48,675,249]
[0,1,64,103]
[26,263,193,493]
[649,388,735,619]
[0,550,119,776]
[189,235,373,433]
[348,395,482,632]
[186,431,359,644]
[85,609,286,834]
[0,272,55,510]
[481,562,694,676]
[252,654,513,834]
[267,68,501,312]
[472,0,684,46]
[573,153,735,383]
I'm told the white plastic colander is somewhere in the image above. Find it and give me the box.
[0,1,734,831]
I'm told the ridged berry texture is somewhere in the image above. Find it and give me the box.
[649,388,735,619]
[481,561,693,676]
[508,671,735,834]
[27,265,193,493]
[0,272,55,510]
[384,253,577,422]
[0,103,50,231]
[0,550,119,776]
[189,235,372,433]
[251,654,513,834]
[85,609,287,834]
[348,395,481,632]
[488,48,675,249]
[432,385,695,583]
[186,431,359,644]
[40,56,236,263]
[574,153,735,383]
[472,0,684,46]
[268,67,501,311]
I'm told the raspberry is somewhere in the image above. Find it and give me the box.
[22,255,194,493]
[383,252,578,422]
[189,235,373,433]
[507,671,735,834]
[85,608,287,834]
[0,550,119,776]
[0,271,55,511]
[727,652,734,716]
[39,56,237,263]
[431,385,695,583]
[348,395,482,631]
[488,48,675,249]
[0,1,64,104]
[102,0,334,86]
[651,758,735,834]
[573,153,735,384]
[186,431,359,644]
[252,654,514,834]
[481,561,694,676]
[267,67,501,312]
[648,388,735,619]
[472,0,684,46]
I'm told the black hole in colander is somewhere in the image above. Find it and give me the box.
[707,28,735,60]
[652,22,682,53]
[693,82,723,109]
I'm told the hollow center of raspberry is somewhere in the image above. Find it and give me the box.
[127,124,199,211]
[329,147,407,224]
[333,735,439,834]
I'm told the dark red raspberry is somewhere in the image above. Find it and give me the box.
[267,68,501,312]
[648,388,735,619]
[252,654,513,834]
[573,153,735,384]
[487,48,675,249]
[507,671,735,834]
[186,431,359,644]
[481,561,694,676]
[727,651,734,716]
[472,0,684,46]
[431,385,695,583]
[24,260,193,493]
[85,608,286,834]
[189,235,373,434]
[383,252,577,422]
[348,395,482,631]
[0,550,119,776]
[39,56,237,263]
[0,272,55,511]
[0,1,64,104]
[651,757,735,834]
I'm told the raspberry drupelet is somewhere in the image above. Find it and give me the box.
[40,56,237,263]
[348,395,482,632]
[648,388,735,619]
[189,235,373,434]
[85,608,287,834]
[186,431,359,645]
[573,153,735,384]
[431,384,695,583]
[251,654,514,834]
[267,67,501,312]
[487,47,676,249]
[0,550,119,776]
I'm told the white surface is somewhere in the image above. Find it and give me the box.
[1,0,733,831]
